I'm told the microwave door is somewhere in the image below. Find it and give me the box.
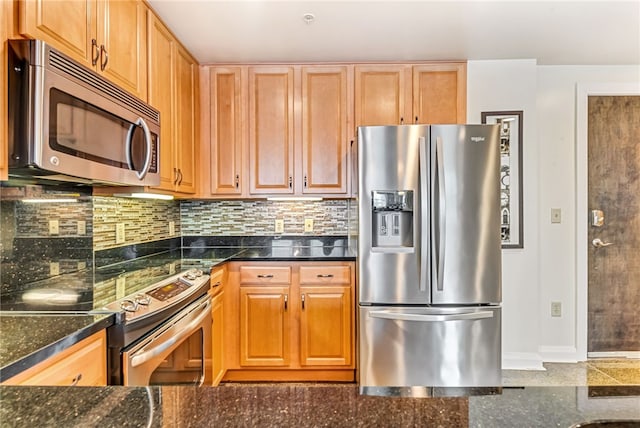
[126,118,153,180]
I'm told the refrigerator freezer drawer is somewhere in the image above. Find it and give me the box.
[359,306,501,387]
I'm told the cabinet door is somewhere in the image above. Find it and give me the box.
[209,67,244,195]
[211,290,225,385]
[248,67,295,194]
[354,65,411,127]
[301,66,351,194]
[299,286,352,366]
[1,0,13,181]
[239,286,290,366]
[174,45,197,194]
[413,64,466,124]
[147,13,176,192]
[97,0,147,100]
[19,0,96,68]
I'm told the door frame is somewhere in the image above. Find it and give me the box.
[576,83,640,360]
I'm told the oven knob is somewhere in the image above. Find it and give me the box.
[135,294,150,306]
[120,299,138,312]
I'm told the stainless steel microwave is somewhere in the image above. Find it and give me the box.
[7,39,160,186]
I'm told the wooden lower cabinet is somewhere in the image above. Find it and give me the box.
[223,261,355,382]
[2,331,107,386]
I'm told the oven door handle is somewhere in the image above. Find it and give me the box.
[130,299,211,368]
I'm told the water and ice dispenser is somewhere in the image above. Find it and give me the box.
[371,191,414,249]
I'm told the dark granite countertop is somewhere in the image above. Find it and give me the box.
[0,312,117,382]
[0,385,638,427]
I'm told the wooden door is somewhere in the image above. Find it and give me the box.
[209,67,245,195]
[248,67,295,194]
[587,96,640,354]
[20,0,96,68]
[301,66,351,195]
[147,13,176,192]
[239,287,290,366]
[299,286,352,366]
[412,63,466,124]
[211,291,225,385]
[97,0,147,100]
[174,45,197,194]
[354,65,411,127]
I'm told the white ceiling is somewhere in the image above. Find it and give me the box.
[147,0,640,65]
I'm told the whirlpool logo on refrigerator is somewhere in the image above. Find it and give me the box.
[471,136,486,143]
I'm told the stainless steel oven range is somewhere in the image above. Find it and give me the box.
[102,269,211,386]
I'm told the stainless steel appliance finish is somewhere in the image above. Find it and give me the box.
[7,39,160,186]
[358,124,502,389]
[105,269,212,386]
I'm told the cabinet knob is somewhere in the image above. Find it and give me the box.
[301,293,305,309]
[304,175,308,188]
[71,373,83,386]
[288,176,293,188]
[415,116,419,124]
[91,39,99,66]
[99,45,108,71]
[284,294,288,310]
[235,174,240,189]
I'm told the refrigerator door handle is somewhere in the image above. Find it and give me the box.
[433,136,446,292]
[368,310,494,322]
[418,136,428,292]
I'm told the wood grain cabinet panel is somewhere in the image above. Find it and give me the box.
[239,266,292,285]
[248,67,295,194]
[240,287,291,367]
[355,65,411,127]
[413,63,466,124]
[2,331,107,386]
[301,66,351,194]
[174,44,197,194]
[299,266,351,285]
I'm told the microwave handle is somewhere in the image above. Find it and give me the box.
[126,117,153,180]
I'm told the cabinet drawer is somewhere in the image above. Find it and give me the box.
[240,266,291,285]
[3,331,107,386]
[300,266,351,285]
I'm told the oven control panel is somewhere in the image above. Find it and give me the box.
[101,269,209,320]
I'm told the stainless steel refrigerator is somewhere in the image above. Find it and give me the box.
[358,124,502,389]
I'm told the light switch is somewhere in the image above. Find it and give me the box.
[304,219,314,232]
[77,220,86,236]
[551,208,561,224]
[275,219,284,233]
[49,220,59,235]
[116,223,126,244]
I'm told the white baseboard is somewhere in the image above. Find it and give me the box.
[538,346,580,363]
[502,352,545,370]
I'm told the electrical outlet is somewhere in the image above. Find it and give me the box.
[551,208,562,224]
[115,223,125,244]
[77,261,87,271]
[168,262,176,275]
[275,219,284,233]
[49,262,60,276]
[304,218,314,232]
[49,220,59,235]
[77,220,86,236]
[551,301,562,317]
[169,221,175,236]
[116,277,126,299]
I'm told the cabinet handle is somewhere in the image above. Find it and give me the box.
[288,176,293,188]
[301,293,305,309]
[257,274,274,279]
[177,169,183,185]
[235,174,240,189]
[284,294,288,310]
[173,167,179,185]
[304,175,308,188]
[317,274,334,278]
[400,117,404,125]
[212,281,221,287]
[99,45,108,71]
[70,373,82,386]
[91,39,99,66]
[415,116,419,124]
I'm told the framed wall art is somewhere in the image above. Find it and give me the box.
[481,110,524,249]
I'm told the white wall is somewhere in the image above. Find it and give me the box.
[468,60,640,369]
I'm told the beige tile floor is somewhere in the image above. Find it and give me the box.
[502,359,640,386]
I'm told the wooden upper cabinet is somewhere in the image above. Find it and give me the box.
[209,67,244,195]
[174,45,197,194]
[248,67,295,194]
[354,65,411,127]
[413,63,466,124]
[19,0,96,67]
[97,0,148,100]
[147,13,175,192]
[20,0,147,100]
[301,66,352,195]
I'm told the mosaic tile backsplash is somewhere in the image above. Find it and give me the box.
[181,200,349,236]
